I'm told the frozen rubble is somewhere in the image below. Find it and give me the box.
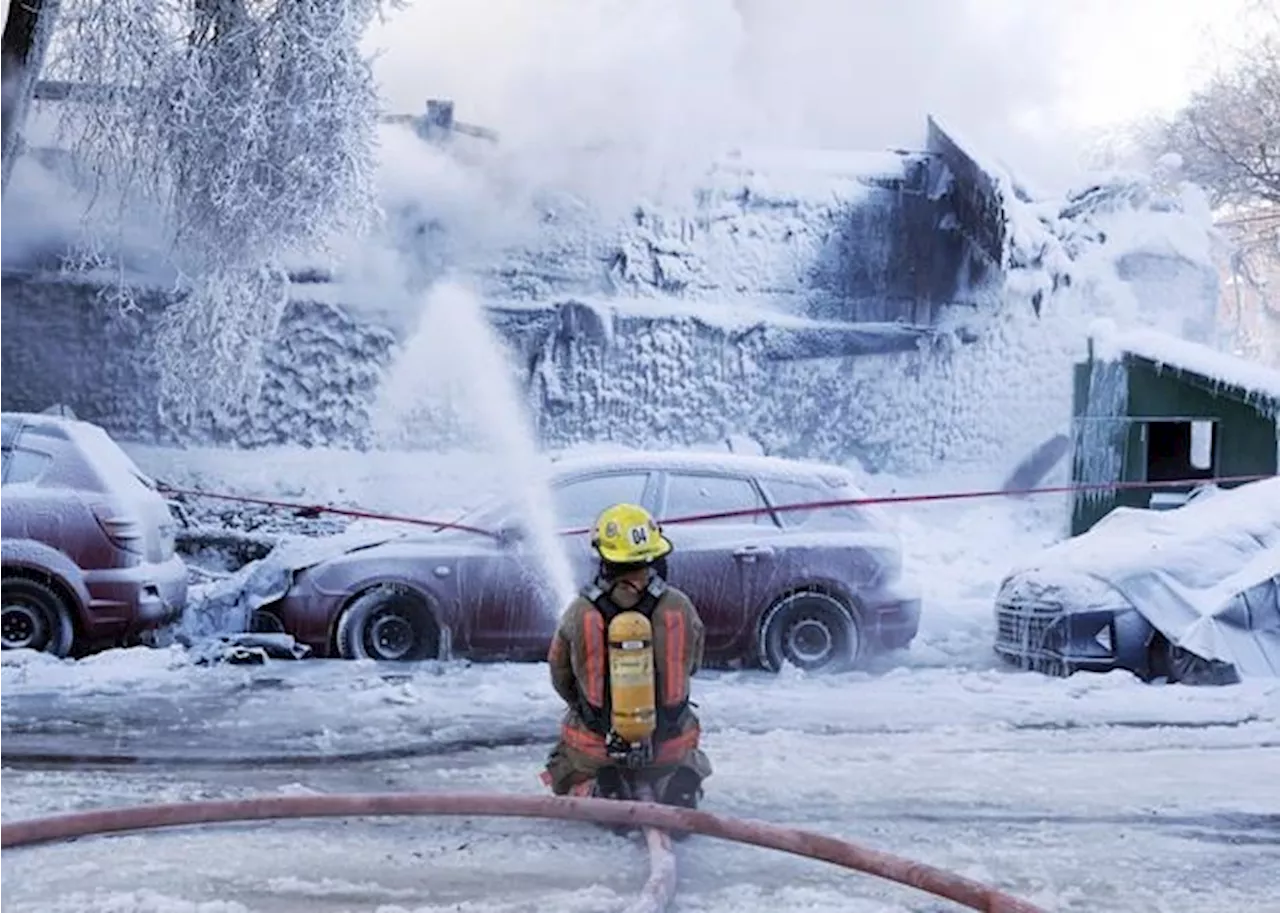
[3,127,1230,483]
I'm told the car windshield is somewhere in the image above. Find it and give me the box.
[394,496,516,542]
[446,497,513,533]
[439,472,653,537]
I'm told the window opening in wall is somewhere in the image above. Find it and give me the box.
[1145,420,1217,483]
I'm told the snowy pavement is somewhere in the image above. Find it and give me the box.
[3,447,1279,911]
[3,654,1280,912]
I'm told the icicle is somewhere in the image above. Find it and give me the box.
[1074,355,1129,507]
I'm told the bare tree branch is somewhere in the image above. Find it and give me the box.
[1150,30,1280,207]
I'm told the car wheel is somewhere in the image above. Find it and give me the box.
[1,577,75,657]
[1164,640,1239,686]
[249,609,286,635]
[759,591,862,673]
[335,585,439,662]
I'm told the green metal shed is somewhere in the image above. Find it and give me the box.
[1071,326,1280,536]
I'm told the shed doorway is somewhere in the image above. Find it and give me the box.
[1145,419,1217,483]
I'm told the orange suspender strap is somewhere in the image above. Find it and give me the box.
[663,607,687,705]
[582,609,606,707]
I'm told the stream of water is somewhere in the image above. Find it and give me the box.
[370,280,578,611]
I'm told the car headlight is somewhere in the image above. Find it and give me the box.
[1064,612,1119,655]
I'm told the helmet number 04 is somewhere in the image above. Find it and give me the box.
[630,525,650,546]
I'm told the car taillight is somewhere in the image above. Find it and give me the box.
[91,503,146,553]
[158,521,176,559]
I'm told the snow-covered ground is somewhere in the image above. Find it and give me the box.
[4,445,1279,911]
[4,654,1279,912]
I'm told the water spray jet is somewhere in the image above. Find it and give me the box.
[370,279,577,610]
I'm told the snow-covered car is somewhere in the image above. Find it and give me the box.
[993,477,1280,683]
[234,451,921,672]
[1,412,188,656]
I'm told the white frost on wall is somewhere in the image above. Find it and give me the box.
[449,144,891,310]
[1072,355,1128,508]
[3,119,1232,481]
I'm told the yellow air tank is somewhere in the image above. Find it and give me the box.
[607,611,657,744]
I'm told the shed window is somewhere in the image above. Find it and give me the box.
[1189,420,1214,470]
[1145,420,1216,483]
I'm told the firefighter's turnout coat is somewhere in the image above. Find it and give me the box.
[542,575,712,796]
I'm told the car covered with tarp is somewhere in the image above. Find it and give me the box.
[994,477,1280,684]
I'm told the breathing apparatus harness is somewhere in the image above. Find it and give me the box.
[576,573,688,769]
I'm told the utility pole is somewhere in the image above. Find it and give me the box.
[2,0,61,197]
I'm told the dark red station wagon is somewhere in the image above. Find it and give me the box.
[254,451,922,672]
[1,413,188,655]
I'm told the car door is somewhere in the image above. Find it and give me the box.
[656,470,778,652]
[0,422,61,545]
[464,470,657,657]
[461,531,564,659]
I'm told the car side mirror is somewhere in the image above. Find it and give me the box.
[496,524,526,548]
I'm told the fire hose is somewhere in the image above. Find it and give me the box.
[1,791,1048,913]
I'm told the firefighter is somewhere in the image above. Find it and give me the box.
[541,503,711,808]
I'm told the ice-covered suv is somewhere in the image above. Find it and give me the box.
[1,413,188,655]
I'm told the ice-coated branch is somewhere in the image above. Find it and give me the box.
[1154,30,1280,208]
[45,0,386,421]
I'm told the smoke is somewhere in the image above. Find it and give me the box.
[365,0,1100,198]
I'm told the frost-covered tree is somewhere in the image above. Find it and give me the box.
[45,0,387,420]
[1150,14,1280,207]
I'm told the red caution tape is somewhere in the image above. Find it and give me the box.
[161,473,1275,541]
[560,472,1276,536]
[158,484,501,539]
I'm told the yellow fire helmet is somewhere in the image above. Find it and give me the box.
[592,503,673,565]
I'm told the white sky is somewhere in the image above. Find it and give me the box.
[365,0,1261,190]
[5,0,1258,189]
[1043,0,1255,130]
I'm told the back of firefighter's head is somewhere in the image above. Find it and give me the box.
[591,503,673,585]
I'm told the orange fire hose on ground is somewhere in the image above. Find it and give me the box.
[1,791,1048,913]
[628,821,677,913]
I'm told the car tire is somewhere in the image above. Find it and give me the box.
[1163,640,1239,686]
[249,609,286,635]
[335,585,439,662]
[759,591,862,673]
[1,577,75,657]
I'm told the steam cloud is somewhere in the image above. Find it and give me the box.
[367,0,1103,196]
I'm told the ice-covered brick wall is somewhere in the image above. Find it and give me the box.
[0,271,1079,475]
[0,137,1221,478]
[0,273,397,446]
[511,296,1089,474]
